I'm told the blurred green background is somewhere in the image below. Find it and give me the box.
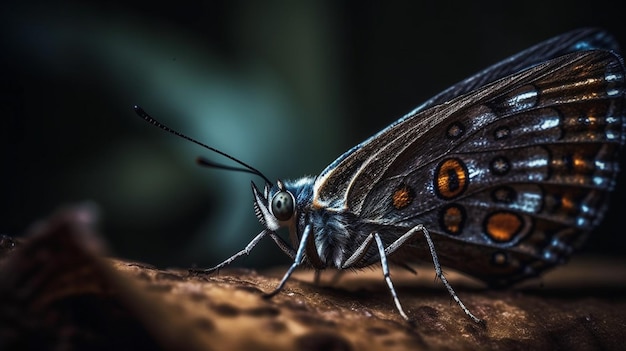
[1,0,625,269]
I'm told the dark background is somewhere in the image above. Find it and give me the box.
[1,1,625,269]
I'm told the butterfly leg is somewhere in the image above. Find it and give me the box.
[190,229,295,274]
[385,225,483,323]
[341,232,377,268]
[328,269,346,286]
[374,233,411,321]
[263,224,311,298]
[314,269,322,285]
[268,232,297,260]
[341,232,410,320]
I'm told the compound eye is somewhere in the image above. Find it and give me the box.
[271,191,294,221]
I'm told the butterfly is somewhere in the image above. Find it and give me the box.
[135,28,625,323]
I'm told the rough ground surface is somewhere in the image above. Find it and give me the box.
[1,206,625,351]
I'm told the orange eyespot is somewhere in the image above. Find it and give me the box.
[440,205,465,235]
[392,185,414,210]
[435,158,468,199]
[492,252,508,266]
[484,212,523,243]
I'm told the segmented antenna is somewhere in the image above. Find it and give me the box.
[134,105,272,185]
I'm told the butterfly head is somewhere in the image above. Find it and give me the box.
[252,180,297,231]
[251,177,318,257]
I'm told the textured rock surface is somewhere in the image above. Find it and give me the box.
[1,206,625,350]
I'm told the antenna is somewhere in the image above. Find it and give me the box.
[134,105,272,185]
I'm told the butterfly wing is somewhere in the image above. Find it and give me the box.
[315,28,620,207]
[410,27,620,114]
[313,33,625,285]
